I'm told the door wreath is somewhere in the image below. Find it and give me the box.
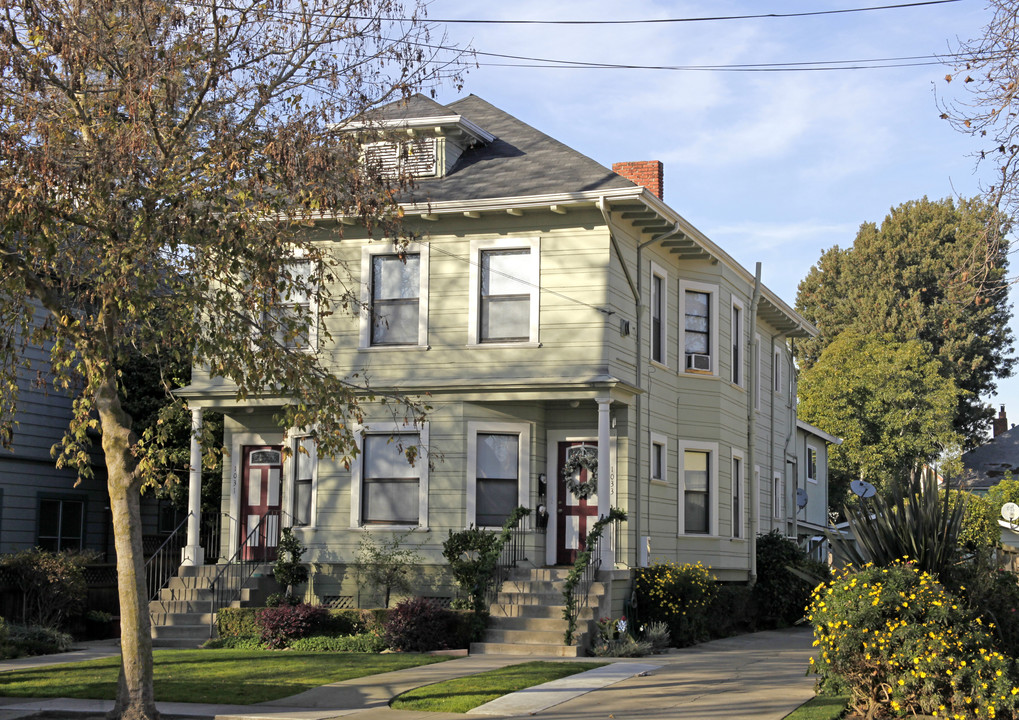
[562,447,598,500]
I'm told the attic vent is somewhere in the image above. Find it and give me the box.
[364,138,437,178]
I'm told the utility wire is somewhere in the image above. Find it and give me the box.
[354,0,962,26]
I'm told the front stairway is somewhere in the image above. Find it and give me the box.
[470,567,609,656]
[149,564,276,648]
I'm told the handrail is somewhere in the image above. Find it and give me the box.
[483,508,531,609]
[561,508,626,646]
[207,509,282,637]
[144,514,190,605]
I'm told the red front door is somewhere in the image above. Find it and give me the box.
[556,441,599,565]
[240,446,282,561]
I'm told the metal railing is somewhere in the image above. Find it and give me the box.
[574,534,603,615]
[144,514,190,603]
[484,519,529,608]
[208,509,282,636]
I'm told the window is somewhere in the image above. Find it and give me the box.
[754,335,762,409]
[679,280,718,375]
[359,243,429,348]
[650,263,667,364]
[292,436,317,526]
[731,300,743,386]
[773,348,783,394]
[807,447,818,484]
[468,237,540,345]
[650,432,667,484]
[773,473,785,520]
[357,432,424,526]
[468,422,529,528]
[684,450,710,534]
[268,259,318,350]
[732,452,744,539]
[38,496,85,551]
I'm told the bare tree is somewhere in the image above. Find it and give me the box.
[0,0,463,718]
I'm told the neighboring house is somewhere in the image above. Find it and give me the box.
[177,94,830,606]
[958,405,1019,494]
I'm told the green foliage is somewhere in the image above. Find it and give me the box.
[256,603,327,649]
[590,616,654,657]
[809,562,1019,719]
[353,531,423,609]
[795,196,1013,448]
[381,597,455,652]
[832,474,966,578]
[201,636,264,650]
[217,608,261,638]
[957,491,1002,555]
[0,549,95,628]
[2,624,74,658]
[288,633,387,653]
[632,560,718,648]
[707,583,756,638]
[986,477,1019,517]
[442,527,501,612]
[753,530,830,628]
[561,508,626,645]
[946,564,1019,657]
[272,528,309,600]
[640,621,671,653]
[798,332,960,504]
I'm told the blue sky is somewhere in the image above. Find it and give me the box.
[423,0,1018,434]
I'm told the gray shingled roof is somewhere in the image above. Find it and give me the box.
[369,94,636,204]
[959,425,1019,492]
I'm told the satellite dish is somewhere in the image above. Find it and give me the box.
[796,488,809,509]
[1002,502,1019,523]
[850,480,877,499]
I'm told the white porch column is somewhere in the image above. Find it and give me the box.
[181,406,205,567]
[596,397,613,567]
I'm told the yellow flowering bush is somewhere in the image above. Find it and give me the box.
[810,562,1019,719]
[633,561,717,647]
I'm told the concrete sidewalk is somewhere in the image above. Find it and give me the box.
[0,627,817,720]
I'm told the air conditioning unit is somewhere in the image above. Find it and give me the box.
[686,353,711,371]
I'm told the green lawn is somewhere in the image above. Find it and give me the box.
[390,660,604,713]
[782,695,849,720]
[0,649,450,705]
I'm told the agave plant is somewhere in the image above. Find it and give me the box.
[829,473,966,578]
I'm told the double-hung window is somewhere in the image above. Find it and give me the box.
[650,432,667,484]
[355,431,427,527]
[774,348,783,394]
[371,254,420,345]
[469,238,540,345]
[359,243,429,348]
[468,423,530,528]
[732,452,744,538]
[650,263,667,364]
[731,300,743,386]
[680,280,718,375]
[679,441,718,536]
[807,447,818,484]
[268,259,318,350]
[291,436,317,527]
[38,496,85,551]
[773,473,785,520]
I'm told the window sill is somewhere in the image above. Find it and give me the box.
[677,533,718,538]
[729,382,745,392]
[682,370,718,379]
[729,537,747,543]
[650,359,670,371]
[467,341,542,349]
[358,344,431,352]
[807,478,818,484]
[650,479,668,487]
[353,525,429,532]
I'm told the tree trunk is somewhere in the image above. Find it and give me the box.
[95,370,159,720]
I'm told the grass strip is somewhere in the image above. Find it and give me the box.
[782,695,849,720]
[0,649,450,705]
[390,660,605,714]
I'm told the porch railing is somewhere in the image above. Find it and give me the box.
[144,514,190,603]
[208,509,282,637]
[484,510,530,609]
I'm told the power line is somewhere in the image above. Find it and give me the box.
[363,0,963,26]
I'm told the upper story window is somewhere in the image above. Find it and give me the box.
[807,447,818,484]
[731,300,743,386]
[650,432,667,484]
[680,280,718,375]
[469,237,540,345]
[371,254,420,345]
[650,263,667,365]
[754,335,762,409]
[359,243,429,349]
[268,259,318,350]
[773,348,783,394]
[364,138,437,178]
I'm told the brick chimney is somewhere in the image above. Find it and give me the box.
[613,161,664,200]
[994,404,1009,437]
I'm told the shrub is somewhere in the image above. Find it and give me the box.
[257,603,327,649]
[272,528,309,601]
[753,530,828,628]
[948,564,1019,657]
[202,636,263,650]
[289,633,387,653]
[633,561,717,647]
[354,532,423,608]
[265,592,302,608]
[217,607,261,638]
[809,562,1019,719]
[590,616,653,657]
[0,549,95,628]
[5,624,73,657]
[442,526,501,613]
[708,583,756,638]
[382,597,454,652]
[640,621,670,653]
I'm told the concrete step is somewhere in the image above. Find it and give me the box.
[509,568,574,582]
[149,599,213,615]
[499,580,607,595]
[151,636,207,649]
[487,603,597,620]
[158,587,212,603]
[487,616,571,632]
[482,628,571,645]
[151,624,212,640]
[166,576,214,592]
[495,591,602,606]
[469,641,585,657]
[149,612,214,627]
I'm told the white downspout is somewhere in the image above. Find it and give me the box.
[747,263,762,586]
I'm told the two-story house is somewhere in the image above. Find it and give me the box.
[175,94,831,635]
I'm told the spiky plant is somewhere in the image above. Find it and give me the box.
[830,474,966,578]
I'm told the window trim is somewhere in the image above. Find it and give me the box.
[731,297,744,387]
[467,422,531,529]
[677,440,719,536]
[350,422,429,529]
[806,445,819,485]
[359,242,430,349]
[773,472,785,520]
[650,432,668,485]
[468,237,540,346]
[679,280,719,376]
[754,334,762,410]
[731,448,745,539]
[37,492,87,552]
[650,262,668,367]
[773,347,783,394]
[284,433,318,528]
